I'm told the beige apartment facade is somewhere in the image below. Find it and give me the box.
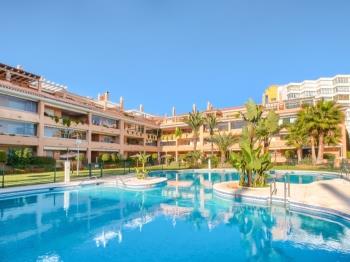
[0,62,348,164]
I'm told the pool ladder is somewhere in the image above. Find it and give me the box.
[269,178,277,205]
[283,174,291,207]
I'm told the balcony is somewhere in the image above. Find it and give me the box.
[0,133,39,146]
[90,141,121,151]
[0,106,39,123]
[44,116,89,130]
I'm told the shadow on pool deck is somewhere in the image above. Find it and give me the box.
[319,183,350,208]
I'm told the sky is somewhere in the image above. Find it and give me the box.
[1,0,350,115]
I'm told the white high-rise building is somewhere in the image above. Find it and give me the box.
[263,75,350,132]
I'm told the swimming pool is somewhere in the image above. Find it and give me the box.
[149,170,338,184]
[0,172,349,261]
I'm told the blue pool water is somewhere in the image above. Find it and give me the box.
[0,171,349,262]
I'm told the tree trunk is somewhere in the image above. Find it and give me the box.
[311,136,317,165]
[297,148,302,163]
[193,133,197,151]
[175,139,178,162]
[316,132,324,165]
[247,171,252,187]
[220,150,225,167]
[211,140,214,156]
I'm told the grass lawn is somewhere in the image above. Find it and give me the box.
[0,164,189,188]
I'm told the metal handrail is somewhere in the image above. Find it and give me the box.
[269,178,277,204]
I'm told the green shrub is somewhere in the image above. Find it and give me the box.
[7,148,32,167]
[100,153,110,163]
[324,153,335,161]
[30,156,56,166]
[0,150,7,164]
[284,149,296,160]
[208,155,219,168]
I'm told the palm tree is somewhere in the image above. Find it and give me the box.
[186,111,204,151]
[298,105,318,164]
[285,120,308,163]
[256,111,280,153]
[205,113,218,156]
[210,132,239,167]
[313,100,344,164]
[174,127,182,162]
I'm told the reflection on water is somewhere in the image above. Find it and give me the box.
[0,171,349,261]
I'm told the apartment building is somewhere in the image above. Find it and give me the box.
[0,62,348,164]
[262,75,350,131]
[0,63,160,163]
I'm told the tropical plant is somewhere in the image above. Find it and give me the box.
[100,153,110,163]
[133,152,150,179]
[230,138,272,187]
[7,148,32,167]
[297,105,318,164]
[313,100,344,164]
[210,132,238,167]
[285,120,308,163]
[230,99,273,187]
[185,151,202,168]
[205,113,218,156]
[186,111,204,151]
[256,111,280,153]
[0,150,7,164]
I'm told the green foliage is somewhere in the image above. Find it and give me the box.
[75,154,85,162]
[230,100,273,187]
[30,156,56,166]
[256,110,280,151]
[186,111,204,150]
[205,113,218,136]
[347,151,350,159]
[0,150,7,164]
[133,152,150,177]
[174,127,183,138]
[7,148,32,167]
[284,150,296,160]
[210,132,238,166]
[100,153,110,163]
[208,154,219,168]
[323,153,335,161]
[184,151,202,168]
[110,153,120,163]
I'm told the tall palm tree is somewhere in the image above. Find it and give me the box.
[313,100,344,164]
[298,105,318,164]
[205,113,218,156]
[211,132,239,166]
[186,111,204,151]
[285,120,308,163]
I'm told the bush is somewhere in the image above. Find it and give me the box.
[7,148,32,167]
[30,156,56,166]
[324,153,335,161]
[284,149,296,160]
[100,153,110,163]
[208,155,219,168]
[347,151,350,159]
[0,150,7,164]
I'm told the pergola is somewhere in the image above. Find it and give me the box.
[0,63,40,89]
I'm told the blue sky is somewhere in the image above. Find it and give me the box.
[1,0,349,115]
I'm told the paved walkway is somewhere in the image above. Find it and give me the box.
[214,178,350,217]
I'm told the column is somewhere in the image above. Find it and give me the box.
[87,113,92,163]
[37,100,45,156]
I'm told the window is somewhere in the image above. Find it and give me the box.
[217,122,229,131]
[92,115,119,128]
[44,126,86,140]
[0,119,37,136]
[0,94,37,113]
[230,120,245,129]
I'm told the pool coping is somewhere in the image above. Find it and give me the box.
[213,181,350,221]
